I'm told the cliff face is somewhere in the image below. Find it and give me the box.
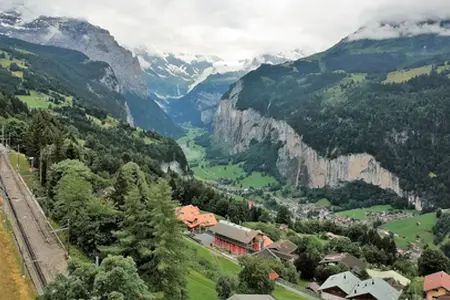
[214,81,422,210]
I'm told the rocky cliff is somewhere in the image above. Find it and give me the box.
[214,81,422,210]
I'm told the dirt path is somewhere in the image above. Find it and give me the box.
[0,211,35,300]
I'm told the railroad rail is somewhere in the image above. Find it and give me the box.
[0,145,68,294]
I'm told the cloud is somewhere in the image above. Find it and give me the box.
[2,0,450,59]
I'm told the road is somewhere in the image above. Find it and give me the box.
[0,144,67,294]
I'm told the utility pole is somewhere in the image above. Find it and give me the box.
[67,218,70,256]
[17,145,20,171]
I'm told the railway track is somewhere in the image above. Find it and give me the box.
[0,147,68,294]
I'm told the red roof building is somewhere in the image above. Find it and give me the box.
[424,271,450,300]
[176,205,217,230]
[209,220,270,255]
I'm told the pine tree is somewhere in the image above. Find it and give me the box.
[102,186,153,267]
[147,180,188,300]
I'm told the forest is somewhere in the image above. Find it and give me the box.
[231,36,450,209]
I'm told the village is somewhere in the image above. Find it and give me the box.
[176,204,446,300]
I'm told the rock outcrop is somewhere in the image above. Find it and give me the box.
[214,81,422,210]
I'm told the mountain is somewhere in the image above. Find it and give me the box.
[214,19,450,210]
[166,49,309,126]
[0,10,181,136]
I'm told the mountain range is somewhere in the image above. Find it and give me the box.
[214,19,450,210]
[0,9,309,131]
[0,10,181,136]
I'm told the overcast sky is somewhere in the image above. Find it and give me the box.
[3,0,450,60]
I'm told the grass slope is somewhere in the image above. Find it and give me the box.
[336,205,396,220]
[188,270,218,300]
[383,65,432,83]
[383,213,436,249]
[18,90,72,109]
[0,211,35,299]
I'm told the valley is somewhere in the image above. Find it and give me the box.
[3,3,450,300]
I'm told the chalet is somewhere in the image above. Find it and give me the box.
[319,271,361,299]
[347,278,401,300]
[319,272,401,300]
[254,239,298,262]
[423,271,450,300]
[209,220,272,255]
[319,253,366,273]
[176,205,217,231]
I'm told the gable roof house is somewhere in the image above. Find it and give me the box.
[209,220,272,255]
[319,272,402,300]
[319,271,361,299]
[176,205,217,230]
[253,239,299,262]
[347,278,401,300]
[319,253,366,273]
[424,271,450,300]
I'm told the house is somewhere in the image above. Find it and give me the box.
[307,282,321,294]
[176,205,217,230]
[423,271,450,300]
[366,269,411,287]
[319,271,361,299]
[209,220,271,255]
[347,278,401,300]
[319,272,402,300]
[226,295,276,300]
[253,239,298,262]
[319,253,366,273]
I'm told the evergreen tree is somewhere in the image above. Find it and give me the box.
[418,248,450,276]
[38,256,153,300]
[216,276,239,300]
[147,180,188,300]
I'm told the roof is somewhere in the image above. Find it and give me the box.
[189,213,217,228]
[176,205,200,222]
[210,220,261,244]
[347,278,402,300]
[253,248,298,262]
[307,282,321,293]
[176,205,217,229]
[266,239,297,254]
[320,253,366,270]
[263,235,274,247]
[269,272,279,280]
[319,271,361,295]
[227,295,276,300]
[192,233,215,246]
[424,271,450,292]
[366,269,411,287]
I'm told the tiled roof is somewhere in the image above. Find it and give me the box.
[266,239,297,254]
[176,205,200,222]
[263,235,274,247]
[347,278,402,300]
[176,205,217,228]
[424,271,450,292]
[210,220,260,244]
[319,271,361,295]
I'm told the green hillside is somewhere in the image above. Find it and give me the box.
[224,30,450,208]
[0,35,181,136]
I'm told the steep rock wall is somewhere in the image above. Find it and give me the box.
[214,81,422,210]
